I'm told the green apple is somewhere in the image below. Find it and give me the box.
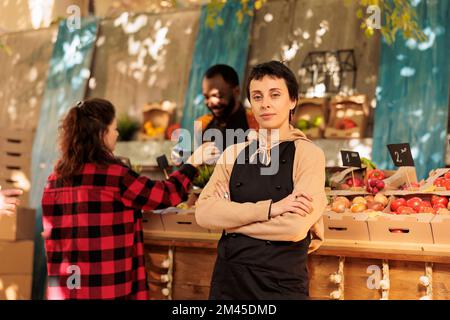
[311,116,324,128]
[295,119,310,130]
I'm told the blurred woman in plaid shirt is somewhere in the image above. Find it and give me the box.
[42,98,218,300]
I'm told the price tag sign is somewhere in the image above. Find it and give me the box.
[340,150,362,168]
[156,155,170,170]
[387,143,414,167]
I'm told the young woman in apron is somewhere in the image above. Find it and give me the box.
[196,61,328,300]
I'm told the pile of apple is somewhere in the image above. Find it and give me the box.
[335,118,357,130]
[389,195,449,215]
[366,169,386,194]
[331,194,389,213]
[339,177,364,190]
[433,172,450,190]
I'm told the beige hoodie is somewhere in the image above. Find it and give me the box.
[195,126,327,253]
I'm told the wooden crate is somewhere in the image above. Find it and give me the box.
[324,95,369,139]
[292,98,328,139]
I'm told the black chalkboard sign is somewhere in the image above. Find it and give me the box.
[156,155,170,170]
[340,150,362,168]
[387,143,414,167]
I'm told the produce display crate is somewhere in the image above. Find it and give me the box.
[292,97,328,139]
[143,208,210,234]
[367,213,434,244]
[323,211,370,241]
[142,211,165,233]
[161,209,210,234]
[324,95,369,139]
[430,215,450,245]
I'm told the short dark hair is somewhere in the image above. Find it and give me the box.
[246,61,299,103]
[204,64,240,87]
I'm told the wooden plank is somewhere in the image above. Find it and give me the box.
[173,247,216,287]
[388,260,424,300]
[433,263,450,300]
[144,230,221,246]
[172,284,210,300]
[314,240,450,263]
[343,257,382,300]
[308,255,339,300]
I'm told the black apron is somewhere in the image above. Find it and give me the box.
[209,141,311,300]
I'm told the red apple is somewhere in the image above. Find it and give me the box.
[346,177,364,187]
[391,198,407,212]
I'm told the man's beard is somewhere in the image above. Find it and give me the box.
[211,96,236,122]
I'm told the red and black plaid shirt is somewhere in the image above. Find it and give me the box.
[42,163,196,300]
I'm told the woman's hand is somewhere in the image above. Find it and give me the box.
[214,182,231,201]
[270,192,313,218]
[185,142,220,168]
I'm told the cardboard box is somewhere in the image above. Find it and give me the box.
[367,213,434,244]
[323,211,370,241]
[324,95,369,139]
[0,208,36,241]
[430,215,450,244]
[161,209,210,234]
[142,211,165,233]
[0,241,34,274]
[0,274,32,300]
[383,166,418,192]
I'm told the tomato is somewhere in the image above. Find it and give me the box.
[390,198,407,212]
[431,196,448,207]
[418,206,435,214]
[397,206,415,214]
[445,180,450,191]
[406,197,423,211]
[444,172,450,180]
[420,200,432,207]
[433,203,446,211]
[434,177,446,187]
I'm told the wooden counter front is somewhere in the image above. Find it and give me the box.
[143,231,450,300]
